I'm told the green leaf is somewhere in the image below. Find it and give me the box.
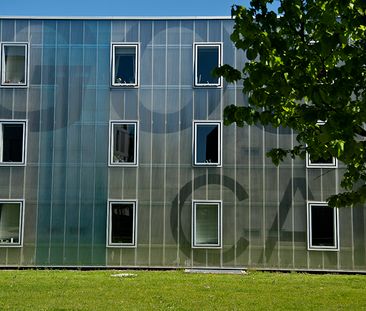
[246,48,258,60]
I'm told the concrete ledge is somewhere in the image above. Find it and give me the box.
[185,268,246,275]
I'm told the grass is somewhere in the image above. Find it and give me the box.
[0,270,365,310]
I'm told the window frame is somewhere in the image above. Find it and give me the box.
[192,200,222,249]
[193,43,222,88]
[307,201,339,251]
[193,120,222,167]
[0,199,24,247]
[0,119,27,166]
[306,152,338,168]
[110,43,139,87]
[108,120,139,167]
[107,200,138,248]
[306,121,338,168]
[1,42,29,87]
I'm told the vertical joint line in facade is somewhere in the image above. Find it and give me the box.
[63,20,72,263]
[76,20,86,264]
[162,19,168,265]
[48,20,59,265]
[277,127,280,266]
[34,19,45,263]
[148,20,155,266]
[176,20,182,266]
[262,125,266,263]
[291,129,295,268]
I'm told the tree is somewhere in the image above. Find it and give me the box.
[215,0,366,207]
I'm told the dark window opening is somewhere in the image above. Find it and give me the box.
[196,124,219,164]
[113,46,136,85]
[196,46,219,85]
[110,203,134,244]
[310,154,334,164]
[311,205,335,247]
[112,123,136,164]
[1,123,24,163]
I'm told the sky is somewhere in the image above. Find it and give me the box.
[0,0,254,16]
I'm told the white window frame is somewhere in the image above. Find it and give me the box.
[307,201,339,251]
[1,42,29,87]
[107,200,138,248]
[0,199,24,247]
[193,120,222,167]
[108,120,138,167]
[193,43,222,87]
[111,43,139,87]
[192,200,222,249]
[306,153,338,168]
[0,119,27,166]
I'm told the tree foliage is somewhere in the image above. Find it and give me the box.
[215,0,366,207]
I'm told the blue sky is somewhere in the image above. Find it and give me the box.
[0,0,254,16]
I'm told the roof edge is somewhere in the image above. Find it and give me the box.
[0,16,232,21]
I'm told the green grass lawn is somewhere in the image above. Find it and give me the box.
[0,269,365,310]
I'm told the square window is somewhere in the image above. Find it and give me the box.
[107,200,137,247]
[1,43,28,87]
[0,200,24,247]
[109,121,138,166]
[192,201,222,248]
[111,44,139,87]
[193,121,221,166]
[307,202,339,251]
[194,43,222,87]
[0,120,27,166]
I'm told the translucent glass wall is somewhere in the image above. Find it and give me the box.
[0,18,364,271]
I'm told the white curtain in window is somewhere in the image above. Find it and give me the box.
[0,124,3,162]
[4,46,25,84]
[114,48,121,82]
[195,204,219,245]
[0,203,20,243]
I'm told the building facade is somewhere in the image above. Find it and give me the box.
[0,17,364,271]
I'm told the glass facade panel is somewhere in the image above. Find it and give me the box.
[0,18,364,271]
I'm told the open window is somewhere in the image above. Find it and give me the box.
[307,201,339,251]
[1,43,28,87]
[194,43,222,87]
[0,200,24,247]
[109,121,138,166]
[193,121,221,166]
[0,120,27,166]
[111,44,139,87]
[107,200,137,247]
[192,201,222,248]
